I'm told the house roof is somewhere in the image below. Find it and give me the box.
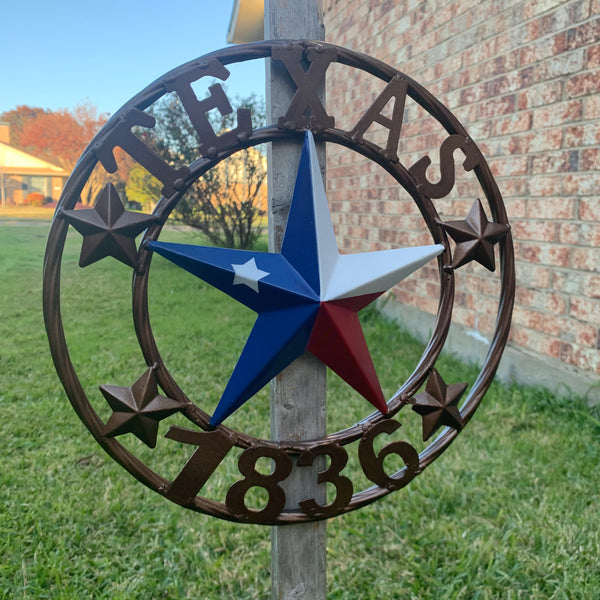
[227,0,264,43]
[0,141,70,177]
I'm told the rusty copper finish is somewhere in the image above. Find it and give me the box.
[441,198,511,271]
[43,40,515,525]
[63,182,157,268]
[101,367,182,448]
[407,369,467,442]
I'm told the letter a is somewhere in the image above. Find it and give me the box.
[349,77,409,161]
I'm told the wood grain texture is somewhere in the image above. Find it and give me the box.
[265,1,327,598]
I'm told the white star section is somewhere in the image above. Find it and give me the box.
[232,258,270,293]
[282,131,445,302]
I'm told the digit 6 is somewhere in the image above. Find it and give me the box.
[358,420,419,491]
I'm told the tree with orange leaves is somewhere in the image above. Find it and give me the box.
[5,103,107,171]
[1,103,135,205]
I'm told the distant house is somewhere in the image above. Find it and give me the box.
[0,123,69,207]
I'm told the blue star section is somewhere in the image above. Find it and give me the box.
[211,305,320,424]
[150,243,318,313]
[150,131,444,426]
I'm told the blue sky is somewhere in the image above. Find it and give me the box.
[1,0,265,117]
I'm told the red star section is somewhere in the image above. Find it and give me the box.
[408,368,467,441]
[63,182,156,268]
[442,198,510,271]
[306,293,388,414]
[101,367,182,448]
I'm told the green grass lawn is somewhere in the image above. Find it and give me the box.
[0,205,57,221]
[1,221,600,599]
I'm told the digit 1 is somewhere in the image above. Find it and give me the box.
[164,426,234,505]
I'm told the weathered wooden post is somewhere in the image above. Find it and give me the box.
[265,1,328,599]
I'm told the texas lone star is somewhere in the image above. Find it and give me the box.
[149,131,444,426]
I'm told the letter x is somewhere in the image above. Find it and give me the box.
[272,45,336,130]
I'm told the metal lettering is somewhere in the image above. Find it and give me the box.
[358,420,419,491]
[164,426,234,505]
[164,58,253,156]
[408,134,481,199]
[272,45,336,130]
[225,446,292,523]
[94,108,190,198]
[349,76,409,161]
[298,444,353,518]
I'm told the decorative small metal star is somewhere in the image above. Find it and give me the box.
[62,182,156,268]
[441,198,510,271]
[100,367,182,448]
[408,368,467,441]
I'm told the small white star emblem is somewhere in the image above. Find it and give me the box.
[232,258,270,293]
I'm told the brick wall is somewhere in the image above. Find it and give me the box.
[323,0,600,382]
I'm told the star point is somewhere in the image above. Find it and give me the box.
[63,182,155,268]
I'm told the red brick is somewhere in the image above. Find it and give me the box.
[520,242,572,266]
[564,172,600,195]
[490,112,533,137]
[516,288,568,314]
[498,181,529,201]
[526,197,576,219]
[583,224,600,247]
[520,33,568,65]
[513,219,557,241]
[325,0,600,379]
[580,148,600,170]
[489,156,529,177]
[563,123,600,147]
[580,199,600,222]
[557,222,581,244]
[587,44,600,68]
[527,175,563,196]
[516,263,553,288]
[512,128,563,154]
[539,49,586,80]
[530,150,579,174]
[570,297,600,323]
[517,81,563,110]
[584,95,600,119]
[532,100,583,129]
[477,94,517,119]
[553,269,584,294]
[570,347,600,373]
[565,70,600,98]
[522,0,566,20]
[571,246,600,270]
[584,274,600,298]
[566,17,600,50]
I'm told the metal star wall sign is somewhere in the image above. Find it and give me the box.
[442,198,510,271]
[62,182,156,268]
[43,40,515,525]
[150,132,445,426]
[100,367,182,448]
